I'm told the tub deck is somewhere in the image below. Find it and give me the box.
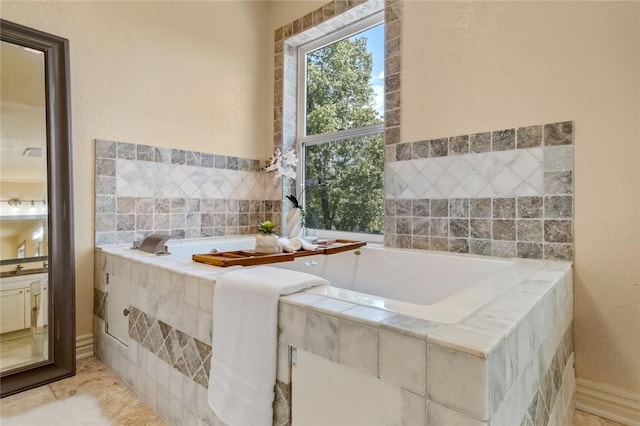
[94,236,574,426]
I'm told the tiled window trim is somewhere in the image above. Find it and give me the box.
[273,0,402,227]
[385,121,574,260]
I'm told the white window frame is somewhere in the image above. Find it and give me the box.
[295,11,385,241]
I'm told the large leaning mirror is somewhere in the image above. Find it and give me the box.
[0,19,75,397]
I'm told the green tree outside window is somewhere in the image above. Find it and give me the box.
[303,32,384,234]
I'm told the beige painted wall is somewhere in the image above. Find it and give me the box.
[1,1,268,338]
[0,233,17,260]
[0,218,48,272]
[265,0,640,396]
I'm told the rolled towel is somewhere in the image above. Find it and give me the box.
[278,238,296,253]
[293,237,318,251]
[289,238,302,251]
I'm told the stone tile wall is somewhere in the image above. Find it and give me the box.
[384,121,574,260]
[95,139,282,245]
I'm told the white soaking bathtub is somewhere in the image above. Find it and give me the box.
[167,236,547,323]
[98,236,574,426]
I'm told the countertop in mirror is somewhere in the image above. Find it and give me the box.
[0,267,48,279]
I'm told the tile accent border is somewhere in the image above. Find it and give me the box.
[128,306,212,388]
[521,324,574,425]
[273,380,291,426]
[96,139,262,171]
[385,121,574,260]
[93,288,106,321]
[389,121,572,162]
[384,196,572,260]
[95,139,282,245]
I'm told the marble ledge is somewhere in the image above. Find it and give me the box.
[427,324,501,359]
[97,244,225,281]
[380,314,440,339]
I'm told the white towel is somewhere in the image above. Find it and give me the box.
[278,237,318,253]
[208,266,329,426]
[296,237,318,251]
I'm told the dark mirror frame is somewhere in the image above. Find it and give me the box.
[0,19,75,397]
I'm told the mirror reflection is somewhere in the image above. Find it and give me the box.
[0,40,49,372]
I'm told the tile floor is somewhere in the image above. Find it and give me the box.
[0,329,48,373]
[0,356,626,426]
[0,357,167,425]
[573,410,628,426]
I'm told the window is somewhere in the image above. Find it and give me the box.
[297,12,385,235]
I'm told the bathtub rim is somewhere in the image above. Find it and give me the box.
[98,236,571,326]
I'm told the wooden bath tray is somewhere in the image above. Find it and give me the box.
[192,239,366,267]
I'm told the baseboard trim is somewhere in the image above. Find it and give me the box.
[576,379,640,426]
[76,334,94,360]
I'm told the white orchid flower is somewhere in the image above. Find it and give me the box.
[282,168,297,179]
[264,148,297,180]
[283,149,298,167]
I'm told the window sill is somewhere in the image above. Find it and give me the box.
[310,229,384,245]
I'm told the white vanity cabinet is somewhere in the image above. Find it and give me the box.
[0,273,47,334]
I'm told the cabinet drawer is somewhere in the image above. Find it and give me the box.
[0,288,26,333]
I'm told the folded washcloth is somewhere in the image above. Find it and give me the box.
[293,237,318,251]
[278,237,302,253]
[208,267,329,426]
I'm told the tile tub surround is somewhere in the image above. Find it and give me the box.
[94,243,574,425]
[95,139,282,246]
[385,121,574,261]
